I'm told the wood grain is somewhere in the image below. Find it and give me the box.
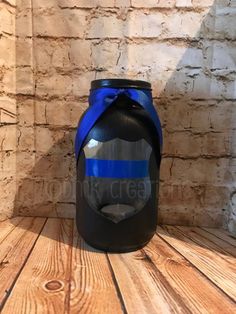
[1,218,73,314]
[158,226,236,302]
[0,217,23,244]
[180,226,236,257]
[203,228,236,248]
[144,233,236,313]
[1,219,236,313]
[0,217,46,309]
[70,223,123,314]
[108,249,192,313]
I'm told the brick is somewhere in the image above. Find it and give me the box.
[52,43,71,69]
[35,127,73,155]
[202,185,230,210]
[163,131,202,157]
[16,38,33,67]
[0,6,14,35]
[158,207,194,226]
[209,103,235,131]
[58,0,115,8]
[87,12,174,40]
[34,9,87,37]
[36,74,72,97]
[188,105,212,132]
[70,40,92,68]
[192,0,217,7]
[0,97,16,124]
[0,177,16,221]
[87,16,125,38]
[17,127,35,151]
[69,102,87,127]
[164,11,208,39]
[16,178,53,207]
[23,178,75,205]
[16,9,32,37]
[53,179,76,203]
[16,0,31,11]
[228,191,236,235]
[46,101,71,126]
[165,101,192,131]
[32,0,59,8]
[191,74,224,99]
[201,132,230,157]
[159,183,203,210]
[176,0,192,7]
[34,154,73,179]
[163,70,192,97]
[151,71,173,97]
[228,159,236,184]
[128,12,163,37]
[18,99,34,126]
[35,101,47,125]
[1,69,16,94]
[17,203,56,218]
[115,0,131,6]
[177,48,203,69]
[171,158,230,185]
[2,151,16,173]
[202,14,236,40]
[119,43,186,72]
[35,127,55,153]
[0,125,16,151]
[34,40,52,72]
[132,0,175,8]
[205,42,236,70]
[55,203,75,219]
[193,208,224,227]
[91,41,120,69]
[160,157,173,182]
[3,0,16,6]
[0,37,15,67]
[231,132,236,157]
[16,67,34,95]
[16,151,35,177]
[224,80,236,100]
[72,72,94,97]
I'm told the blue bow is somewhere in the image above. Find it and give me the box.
[75,87,163,160]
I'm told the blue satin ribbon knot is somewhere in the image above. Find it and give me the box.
[75,87,163,160]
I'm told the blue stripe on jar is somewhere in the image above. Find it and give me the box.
[85,159,149,179]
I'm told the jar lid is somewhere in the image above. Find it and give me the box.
[91,78,152,90]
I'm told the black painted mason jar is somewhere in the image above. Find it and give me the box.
[75,79,162,252]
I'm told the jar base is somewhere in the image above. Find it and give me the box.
[79,234,154,253]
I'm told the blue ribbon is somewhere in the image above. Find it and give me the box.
[75,87,162,160]
[85,158,149,178]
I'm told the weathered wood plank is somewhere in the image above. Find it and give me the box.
[0,217,46,309]
[158,226,236,302]
[180,227,236,257]
[144,233,236,313]
[0,217,23,244]
[1,218,73,314]
[70,224,124,314]
[203,228,236,248]
[108,249,192,313]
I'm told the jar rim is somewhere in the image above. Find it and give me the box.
[91,78,152,90]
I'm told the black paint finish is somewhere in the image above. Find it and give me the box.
[76,81,161,252]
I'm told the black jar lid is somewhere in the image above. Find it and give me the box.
[91,78,151,90]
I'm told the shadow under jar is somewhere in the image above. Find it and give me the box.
[75,79,162,252]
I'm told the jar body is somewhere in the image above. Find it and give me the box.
[76,92,161,252]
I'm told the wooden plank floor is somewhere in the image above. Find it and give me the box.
[0,218,236,313]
